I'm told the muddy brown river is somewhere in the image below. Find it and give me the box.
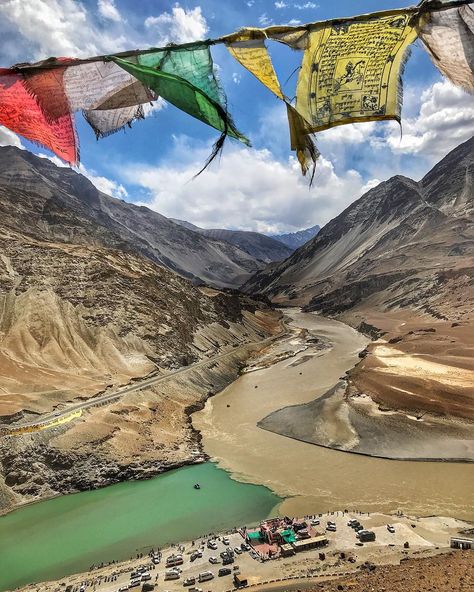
[193,310,474,520]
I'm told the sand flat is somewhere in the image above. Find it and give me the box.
[193,309,474,520]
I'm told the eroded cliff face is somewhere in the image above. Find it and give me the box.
[0,147,282,513]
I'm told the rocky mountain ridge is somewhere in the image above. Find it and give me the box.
[170,219,294,263]
[0,146,282,512]
[270,224,320,249]
[0,146,264,289]
[245,136,474,323]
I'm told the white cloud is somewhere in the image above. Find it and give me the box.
[247,1,255,7]
[232,72,242,85]
[294,2,319,9]
[142,97,167,117]
[382,81,474,160]
[119,137,376,232]
[97,0,122,22]
[144,5,208,44]
[287,19,302,25]
[0,126,24,149]
[259,13,273,26]
[275,1,288,8]
[0,0,127,61]
[82,166,128,199]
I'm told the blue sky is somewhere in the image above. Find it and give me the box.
[0,0,473,232]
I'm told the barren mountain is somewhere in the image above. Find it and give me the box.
[171,219,294,263]
[245,137,473,318]
[246,137,474,428]
[0,146,263,289]
[0,147,281,512]
[271,224,320,249]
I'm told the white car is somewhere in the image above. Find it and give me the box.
[209,556,220,564]
[326,524,337,532]
[387,524,395,533]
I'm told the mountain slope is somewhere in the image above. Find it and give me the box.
[171,219,294,263]
[245,137,474,427]
[271,224,320,249]
[245,136,474,322]
[0,146,263,289]
[0,147,282,513]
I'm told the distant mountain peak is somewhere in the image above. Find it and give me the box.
[170,219,294,263]
[271,225,320,250]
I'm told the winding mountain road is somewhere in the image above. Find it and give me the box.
[1,320,288,435]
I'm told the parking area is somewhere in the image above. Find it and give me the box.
[32,512,468,592]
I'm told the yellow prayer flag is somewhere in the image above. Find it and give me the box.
[296,12,418,132]
[225,34,284,100]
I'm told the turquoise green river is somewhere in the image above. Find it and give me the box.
[0,463,281,591]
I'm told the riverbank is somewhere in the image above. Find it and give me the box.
[14,510,472,592]
[193,309,474,520]
[0,463,280,591]
[0,308,284,515]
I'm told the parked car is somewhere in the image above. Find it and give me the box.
[234,547,242,554]
[311,519,320,526]
[218,568,232,577]
[222,537,230,545]
[326,524,337,532]
[387,524,395,533]
[141,574,152,582]
[183,577,196,587]
[129,580,141,588]
[118,586,129,591]
[198,571,214,583]
[207,541,217,550]
[240,543,250,551]
[209,556,220,564]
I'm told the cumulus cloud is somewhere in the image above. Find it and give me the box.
[97,0,122,22]
[275,1,288,8]
[0,0,127,61]
[118,137,376,232]
[82,167,128,199]
[144,5,208,44]
[0,126,24,149]
[382,81,474,160]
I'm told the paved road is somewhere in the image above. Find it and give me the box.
[1,321,287,433]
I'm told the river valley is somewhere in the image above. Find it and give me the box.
[1,309,473,591]
[193,309,474,520]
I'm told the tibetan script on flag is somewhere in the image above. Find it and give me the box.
[296,12,417,132]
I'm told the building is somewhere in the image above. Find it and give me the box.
[450,537,473,550]
[292,535,329,552]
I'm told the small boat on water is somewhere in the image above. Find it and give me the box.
[194,483,201,490]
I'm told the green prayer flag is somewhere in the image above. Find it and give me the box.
[112,46,249,145]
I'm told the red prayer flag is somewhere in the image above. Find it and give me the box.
[0,68,78,164]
